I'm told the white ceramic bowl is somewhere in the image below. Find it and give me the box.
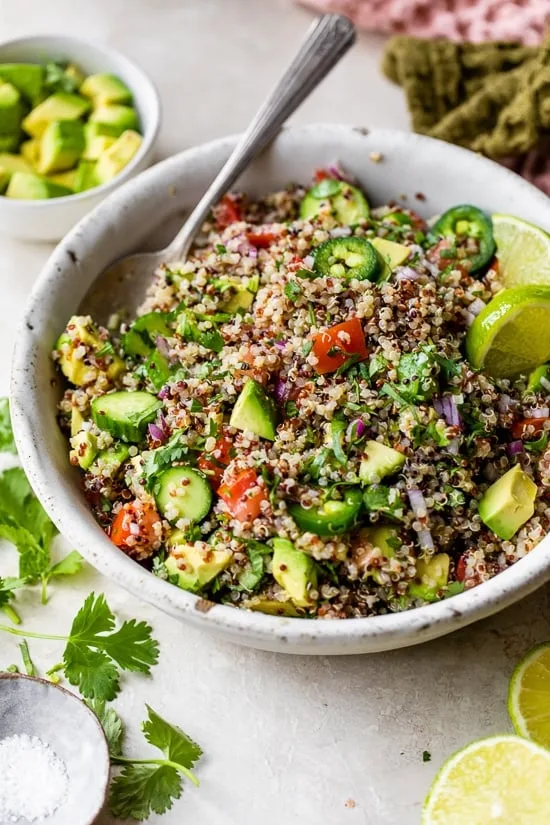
[10,125,550,655]
[0,35,160,242]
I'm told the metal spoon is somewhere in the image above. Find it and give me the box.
[81,13,355,320]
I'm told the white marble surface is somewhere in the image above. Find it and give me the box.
[0,2,549,823]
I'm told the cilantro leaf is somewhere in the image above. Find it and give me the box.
[0,467,56,580]
[88,699,124,757]
[63,593,159,700]
[330,419,347,465]
[109,706,202,821]
[110,764,182,820]
[238,541,272,592]
[45,550,83,579]
[284,281,301,302]
[142,705,202,768]
[64,645,121,701]
[0,399,16,453]
[142,432,189,488]
[43,61,80,94]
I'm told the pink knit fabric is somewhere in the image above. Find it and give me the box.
[299,0,550,45]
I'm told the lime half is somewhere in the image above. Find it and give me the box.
[509,643,550,749]
[465,285,550,378]
[423,735,550,825]
[493,214,550,288]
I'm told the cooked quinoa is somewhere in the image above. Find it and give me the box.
[53,170,550,619]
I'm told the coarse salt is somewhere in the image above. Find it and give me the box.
[0,733,69,822]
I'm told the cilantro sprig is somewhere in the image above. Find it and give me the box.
[0,592,159,700]
[0,398,16,453]
[108,705,203,821]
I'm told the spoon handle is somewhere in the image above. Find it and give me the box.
[167,13,356,261]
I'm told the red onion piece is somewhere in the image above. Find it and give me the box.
[498,394,512,413]
[468,298,486,317]
[408,488,427,518]
[248,245,258,259]
[446,438,461,455]
[346,419,366,441]
[158,387,170,400]
[274,339,286,351]
[434,395,461,428]
[274,378,289,404]
[302,254,315,269]
[327,162,355,183]
[527,407,550,418]
[507,440,524,456]
[396,267,421,282]
[148,423,165,442]
[156,336,170,359]
[417,529,434,551]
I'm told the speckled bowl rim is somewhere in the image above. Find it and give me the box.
[10,125,550,654]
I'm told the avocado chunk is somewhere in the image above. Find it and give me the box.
[165,542,232,593]
[83,132,115,161]
[359,440,406,485]
[74,159,98,193]
[0,81,23,136]
[48,168,78,191]
[371,237,411,279]
[356,525,399,584]
[409,553,450,602]
[230,379,277,440]
[6,171,72,200]
[63,64,86,91]
[271,538,317,608]
[246,598,302,617]
[0,166,9,193]
[0,152,33,176]
[55,315,125,386]
[80,73,132,106]
[22,92,90,138]
[70,406,87,436]
[0,64,44,104]
[0,135,19,152]
[69,430,98,470]
[478,465,537,540]
[95,130,142,183]
[37,119,85,174]
[89,104,139,138]
[218,276,259,313]
[89,443,130,478]
[20,139,40,167]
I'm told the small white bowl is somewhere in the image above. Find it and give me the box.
[10,125,550,655]
[0,673,109,824]
[0,35,160,242]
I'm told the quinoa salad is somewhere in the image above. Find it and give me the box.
[53,168,550,619]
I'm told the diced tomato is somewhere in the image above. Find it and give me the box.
[512,417,547,439]
[215,195,242,230]
[218,468,267,522]
[110,501,160,552]
[456,554,467,583]
[311,317,368,375]
[313,168,331,183]
[198,435,234,487]
[246,231,277,248]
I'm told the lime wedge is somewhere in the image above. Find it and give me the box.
[465,285,550,378]
[493,214,550,287]
[423,735,550,825]
[508,643,550,749]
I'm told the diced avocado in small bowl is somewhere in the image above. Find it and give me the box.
[0,35,160,240]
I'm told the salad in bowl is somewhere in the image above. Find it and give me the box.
[52,167,550,620]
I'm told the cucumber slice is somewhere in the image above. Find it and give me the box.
[91,391,161,442]
[155,467,213,524]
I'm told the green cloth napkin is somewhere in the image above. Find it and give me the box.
[382,35,550,157]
